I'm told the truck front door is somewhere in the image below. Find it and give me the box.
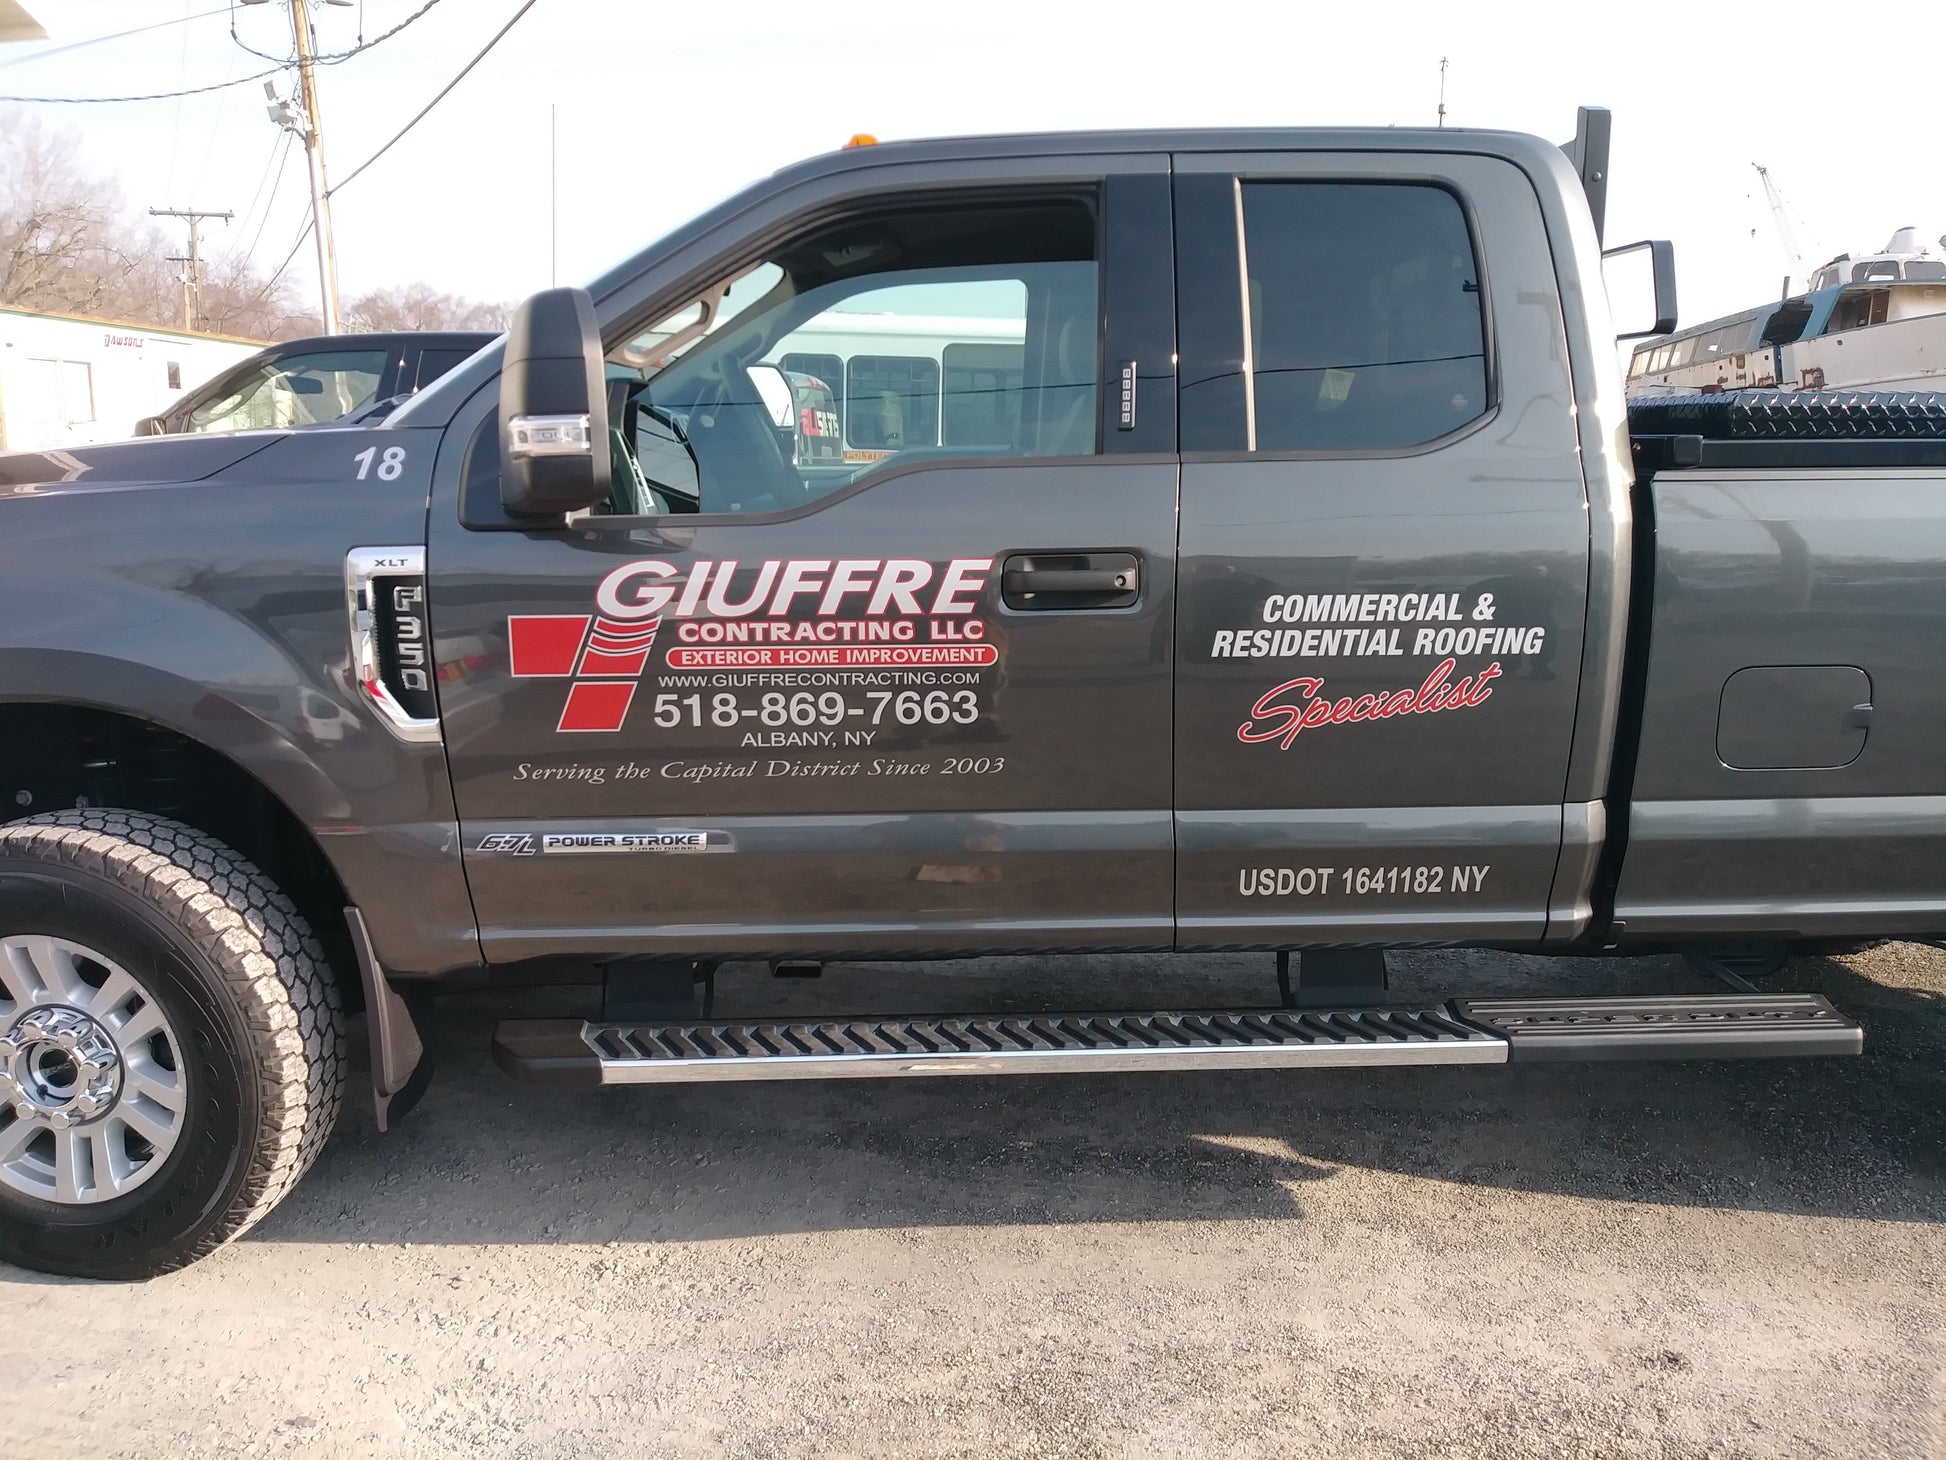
[428,163,1181,962]
[1170,151,1595,946]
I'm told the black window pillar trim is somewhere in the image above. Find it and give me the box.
[1098,170,1178,457]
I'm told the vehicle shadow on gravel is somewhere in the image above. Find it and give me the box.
[248,943,1946,1250]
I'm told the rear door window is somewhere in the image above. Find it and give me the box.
[1240,183,1487,451]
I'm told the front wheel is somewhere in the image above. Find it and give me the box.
[0,810,346,1279]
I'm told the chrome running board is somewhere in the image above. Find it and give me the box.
[492,993,1860,1088]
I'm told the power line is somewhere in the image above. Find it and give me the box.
[0,6,230,70]
[316,0,449,63]
[0,64,285,105]
[328,0,538,197]
[249,217,316,310]
[151,207,234,331]
[226,0,291,66]
[245,133,297,255]
[250,147,297,259]
[229,0,450,68]
[235,130,291,246]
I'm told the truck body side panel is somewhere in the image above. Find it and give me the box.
[1616,467,1946,936]
[0,429,478,974]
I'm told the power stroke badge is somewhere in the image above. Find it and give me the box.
[471,830,727,856]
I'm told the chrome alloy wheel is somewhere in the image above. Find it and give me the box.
[0,936,186,1205]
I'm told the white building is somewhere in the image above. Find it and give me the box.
[0,308,266,454]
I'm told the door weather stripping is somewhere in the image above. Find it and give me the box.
[344,546,442,743]
[494,993,1861,1089]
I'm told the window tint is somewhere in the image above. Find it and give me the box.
[187,348,388,432]
[1239,183,1487,451]
[943,341,1026,446]
[608,197,1098,517]
[845,355,940,450]
[779,352,842,394]
[413,348,477,392]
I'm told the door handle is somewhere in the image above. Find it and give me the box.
[1001,552,1141,611]
[1002,568,1132,595]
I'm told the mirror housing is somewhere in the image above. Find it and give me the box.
[1602,239,1678,340]
[499,286,610,518]
[745,362,799,459]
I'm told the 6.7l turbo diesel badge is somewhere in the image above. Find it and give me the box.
[471,830,726,856]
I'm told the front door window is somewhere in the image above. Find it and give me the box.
[603,198,1099,517]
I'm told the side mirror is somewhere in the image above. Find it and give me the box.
[746,362,799,460]
[1602,239,1678,340]
[746,363,794,429]
[499,286,611,518]
[133,415,165,437]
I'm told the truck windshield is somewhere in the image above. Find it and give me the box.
[186,348,389,432]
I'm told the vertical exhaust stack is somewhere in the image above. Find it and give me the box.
[1562,107,1612,245]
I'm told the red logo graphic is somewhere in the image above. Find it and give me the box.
[507,614,659,732]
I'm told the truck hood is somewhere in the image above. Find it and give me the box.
[0,432,285,492]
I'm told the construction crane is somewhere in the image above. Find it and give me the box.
[1753,163,1809,294]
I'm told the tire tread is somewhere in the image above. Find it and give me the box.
[0,809,346,1274]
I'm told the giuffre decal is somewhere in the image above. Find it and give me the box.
[506,557,993,735]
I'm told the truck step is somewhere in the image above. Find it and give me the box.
[1453,992,1861,1062]
[491,993,1860,1088]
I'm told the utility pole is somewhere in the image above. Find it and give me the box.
[290,2,341,333]
[149,207,232,332]
[258,0,343,333]
[1437,58,1449,129]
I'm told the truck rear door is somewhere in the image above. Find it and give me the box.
[427,160,1181,962]
[1169,150,1593,946]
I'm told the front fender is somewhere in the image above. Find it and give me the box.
[0,430,479,975]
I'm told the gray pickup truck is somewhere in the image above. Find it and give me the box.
[3,110,1943,1279]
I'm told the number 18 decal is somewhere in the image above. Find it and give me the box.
[353,445,407,481]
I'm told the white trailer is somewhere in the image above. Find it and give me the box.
[0,308,264,454]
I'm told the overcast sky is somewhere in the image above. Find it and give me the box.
[3,0,1940,329]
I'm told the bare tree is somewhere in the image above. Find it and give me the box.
[4,109,504,342]
[196,251,322,342]
[343,282,507,333]
[0,108,175,323]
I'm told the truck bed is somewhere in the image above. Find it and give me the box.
[1612,390,1946,941]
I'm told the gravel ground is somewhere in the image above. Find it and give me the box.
[4,941,1943,1459]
